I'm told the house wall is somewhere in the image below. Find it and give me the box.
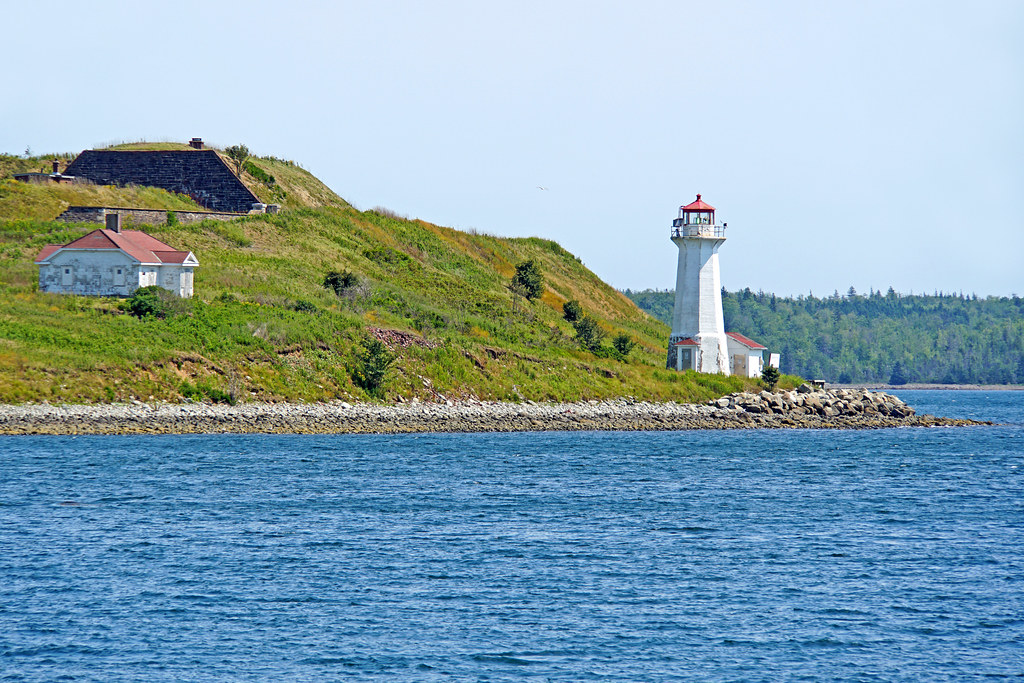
[40,250,138,297]
[725,338,764,378]
[39,250,195,298]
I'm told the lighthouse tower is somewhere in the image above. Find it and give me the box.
[667,194,730,373]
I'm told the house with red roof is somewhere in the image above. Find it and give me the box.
[35,215,198,298]
[725,332,768,378]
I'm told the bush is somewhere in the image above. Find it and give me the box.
[124,285,178,319]
[364,246,411,266]
[573,314,605,352]
[323,269,360,296]
[511,259,543,301]
[225,144,249,176]
[179,380,237,405]
[612,332,636,356]
[351,335,395,397]
[761,364,780,391]
[562,299,582,322]
[243,161,275,185]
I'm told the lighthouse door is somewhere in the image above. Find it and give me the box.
[678,348,693,371]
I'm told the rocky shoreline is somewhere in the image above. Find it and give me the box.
[0,386,987,435]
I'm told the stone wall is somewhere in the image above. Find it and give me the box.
[64,149,259,212]
[57,206,246,226]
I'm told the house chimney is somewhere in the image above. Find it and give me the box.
[105,212,122,234]
[189,137,204,150]
[52,159,59,174]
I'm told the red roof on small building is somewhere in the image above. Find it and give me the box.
[34,229,196,266]
[34,245,62,262]
[726,331,767,350]
[672,338,699,346]
[681,194,715,212]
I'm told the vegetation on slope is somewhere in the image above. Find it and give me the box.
[626,288,1024,385]
[0,150,793,404]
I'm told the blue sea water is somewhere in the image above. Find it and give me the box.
[0,391,1022,682]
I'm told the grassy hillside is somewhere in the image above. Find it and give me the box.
[0,148,789,404]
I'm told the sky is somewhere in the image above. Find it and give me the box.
[4,0,1022,297]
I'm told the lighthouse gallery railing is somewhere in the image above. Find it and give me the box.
[671,225,726,238]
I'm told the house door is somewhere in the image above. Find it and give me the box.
[179,271,193,297]
[62,267,73,286]
[114,268,125,287]
[733,354,747,377]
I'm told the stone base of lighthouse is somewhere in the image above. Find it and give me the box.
[667,332,730,374]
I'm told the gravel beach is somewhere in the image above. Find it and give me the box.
[0,387,985,435]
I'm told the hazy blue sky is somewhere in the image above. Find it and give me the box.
[4,1,1022,296]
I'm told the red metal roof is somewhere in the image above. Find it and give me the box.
[726,331,767,350]
[34,245,62,262]
[681,194,715,212]
[34,229,196,266]
[672,338,699,346]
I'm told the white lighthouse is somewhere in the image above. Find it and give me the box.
[667,194,731,373]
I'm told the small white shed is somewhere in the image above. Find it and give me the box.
[726,332,767,378]
[35,221,198,298]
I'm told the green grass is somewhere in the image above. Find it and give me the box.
[0,149,792,404]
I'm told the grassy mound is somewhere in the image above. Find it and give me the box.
[0,148,794,404]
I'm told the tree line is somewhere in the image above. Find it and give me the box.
[623,287,1024,385]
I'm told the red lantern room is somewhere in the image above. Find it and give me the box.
[677,194,714,225]
[671,194,725,238]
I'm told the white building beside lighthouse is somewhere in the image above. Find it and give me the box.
[667,194,770,377]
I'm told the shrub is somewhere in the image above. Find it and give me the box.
[351,335,395,397]
[180,380,237,405]
[124,285,170,319]
[562,299,582,322]
[224,144,250,176]
[292,299,319,313]
[612,332,636,356]
[323,269,360,295]
[761,364,780,391]
[123,285,191,319]
[166,210,179,227]
[511,259,543,301]
[363,246,411,266]
[243,161,275,185]
[572,314,605,352]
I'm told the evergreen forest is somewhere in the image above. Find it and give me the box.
[624,288,1024,385]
